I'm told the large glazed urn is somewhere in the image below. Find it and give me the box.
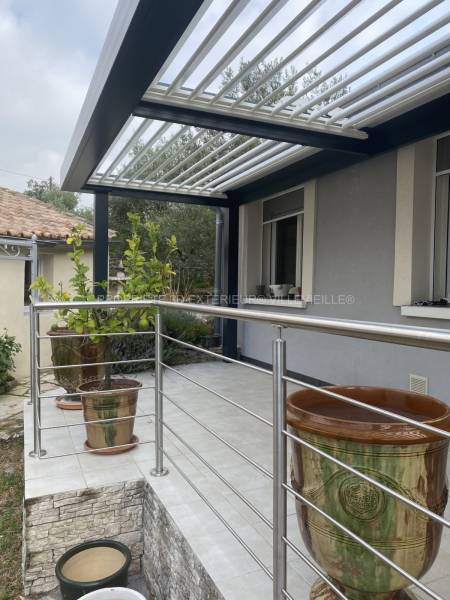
[287,386,450,600]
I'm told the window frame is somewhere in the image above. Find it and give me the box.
[261,188,304,289]
[432,129,450,300]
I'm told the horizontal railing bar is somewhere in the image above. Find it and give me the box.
[35,300,157,310]
[283,483,444,600]
[39,384,154,400]
[33,299,450,351]
[162,391,272,479]
[163,421,273,528]
[160,333,272,376]
[284,375,450,440]
[39,412,155,430]
[39,357,155,371]
[283,536,350,600]
[36,439,155,460]
[38,330,155,340]
[153,300,450,351]
[162,449,274,580]
[161,362,273,427]
[284,429,450,528]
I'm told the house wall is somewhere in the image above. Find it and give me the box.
[239,146,450,403]
[0,246,93,379]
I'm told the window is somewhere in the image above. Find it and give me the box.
[262,189,304,290]
[24,260,32,305]
[24,254,52,306]
[433,133,450,300]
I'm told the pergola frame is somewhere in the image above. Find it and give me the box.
[61,0,450,356]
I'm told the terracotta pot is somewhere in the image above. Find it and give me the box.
[287,386,450,600]
[78,378,141,454]
[48,329,105,409]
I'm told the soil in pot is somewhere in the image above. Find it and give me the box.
[55,539,131,600]
[49,329,105,410]
[287,386,450,600]
[78,378,141,454]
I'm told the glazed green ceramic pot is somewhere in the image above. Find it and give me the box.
[49,329,105,408]
[287,386,450,600]
[78,378,141,454]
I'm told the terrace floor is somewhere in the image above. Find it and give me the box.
[24,361,450,600]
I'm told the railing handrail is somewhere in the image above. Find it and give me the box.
[34,298,450,351]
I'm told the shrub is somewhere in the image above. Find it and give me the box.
[111,311,214,373]
[162,311,214,366]
[111,333,154,375]
[0,330,21,393]
[163,310,213,344]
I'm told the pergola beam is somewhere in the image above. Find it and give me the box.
[133,100,371,154]
[83,184,232,208]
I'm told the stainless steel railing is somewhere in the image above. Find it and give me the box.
[29,298,450,600]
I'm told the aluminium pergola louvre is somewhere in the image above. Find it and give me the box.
[142,0,449,129]
[88,122,301,198]
[84,0,450,201]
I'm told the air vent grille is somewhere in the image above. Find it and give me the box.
[409,374,428,395]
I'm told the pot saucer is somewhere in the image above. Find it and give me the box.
[84,434,139,455]
[310,579,418,600]
[56,395,82,410]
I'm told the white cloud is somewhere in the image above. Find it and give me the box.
[0,0,117,197]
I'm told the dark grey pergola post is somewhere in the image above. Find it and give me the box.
[212,208,224,337]
[93,191,109,298]
[222,204,239,359]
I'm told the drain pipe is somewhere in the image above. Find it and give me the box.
[213,208,224,337]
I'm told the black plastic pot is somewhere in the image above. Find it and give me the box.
[55,539,132,600]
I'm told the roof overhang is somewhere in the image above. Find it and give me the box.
[62,0,450,205]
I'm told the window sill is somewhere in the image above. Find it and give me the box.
[401,305,450,320]
[241,297,307,309]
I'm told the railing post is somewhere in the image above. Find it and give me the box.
[27,234,38,406]
[272,326,287,599]
[29,302,45,457]
[151,308,168,477]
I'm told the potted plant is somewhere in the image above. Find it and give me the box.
[33,226,106,409]
[33,214,177,453]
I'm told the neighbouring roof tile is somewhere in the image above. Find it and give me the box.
[0,187,112,240]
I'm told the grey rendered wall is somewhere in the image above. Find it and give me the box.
[240,151,450,403]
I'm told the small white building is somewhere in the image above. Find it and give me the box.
[0,187,94,377]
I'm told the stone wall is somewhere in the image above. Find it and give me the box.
[142,483,224,600]
[23,480,144,597]
[23,478,224,599]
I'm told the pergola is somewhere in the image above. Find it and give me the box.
[61,0,450,355]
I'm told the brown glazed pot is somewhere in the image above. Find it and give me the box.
[78,378,141,454]
[48,329,105,409]
[287,386,450,600]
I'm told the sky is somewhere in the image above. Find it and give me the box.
[0,0,118,205]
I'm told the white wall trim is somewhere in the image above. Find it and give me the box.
[393,140,434,306]
[241,297,307,309]
[393,145,415,306]
[401,305,450,320]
